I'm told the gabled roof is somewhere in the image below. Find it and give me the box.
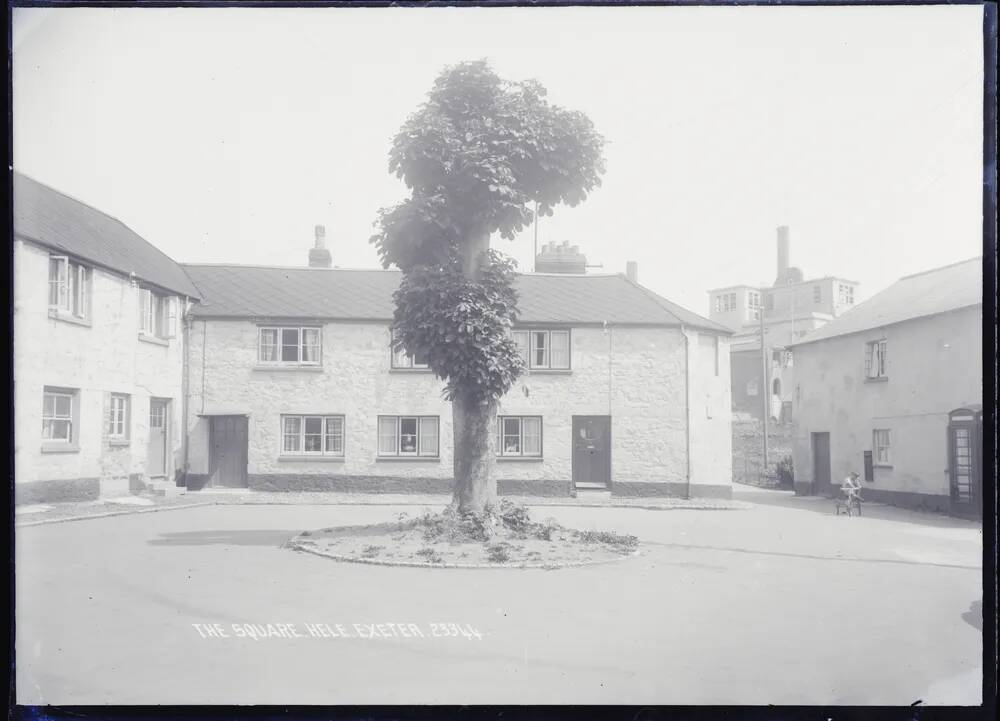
[13,172,201,299]
[791,257,982,347]
[181,263,731,332]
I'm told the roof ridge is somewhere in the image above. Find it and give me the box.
[899,256,982,281]
[618,272,733,334]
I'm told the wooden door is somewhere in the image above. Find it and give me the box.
[811,432,831,496]
[148,399,169,477]
[572,416,611,488]
[209,416,249,488]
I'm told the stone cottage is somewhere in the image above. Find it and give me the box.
[179,234,734,498]
[789,257,983,517]
[13,173,201,503]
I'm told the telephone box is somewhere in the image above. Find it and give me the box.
[947,405,982,518]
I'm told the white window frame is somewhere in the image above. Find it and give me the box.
[108,393,130,442]
[42,388,77,444]
[520,329,570,370]
[873,429,891,466]
[865,339,888,379]
[280,414,345,456]
[377,415,439,457]
[258,326,322,365]
[496,416,543,458]
[390,329,429,369]
[139,289,177,340]
[48,255,91,319]
[813,285,822,304]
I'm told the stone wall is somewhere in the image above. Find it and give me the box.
[13,239,188,502]
[187,318,732,497]
[732,413,794,486]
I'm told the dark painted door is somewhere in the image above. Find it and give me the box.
[811,432,831,497]
[209,416,249,488]
[572,416,611,487]
[948,417,981,518]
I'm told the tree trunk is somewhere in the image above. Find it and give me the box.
[452,229,496,515]
[452,392,498,514]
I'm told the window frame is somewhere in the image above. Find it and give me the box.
[376,415,439,458]
[279,414,345,457]
[514,329,571,371]
[813,285,822,304]
[42,387,77,445]
[107,393,131,443]
[865,338,888,380]
[873,428,892,467]
[389,329,430,370]
[48,255,92,321]
[138,288,178,341]
[496,415,543,458]
[257,325,323,366]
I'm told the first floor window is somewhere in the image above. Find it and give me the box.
[139,289,177,339]
[813,285,822,304]
[258,326,321,364]
[48,255,91,319]
[865,339,887,379]
[520,329,570,370]
[873,429,891,466]
[377,416,439,457]
[281,415,344,455]
[496,416,542,457]
[108,393,130,441]
[42,387,77,443]
[390,329,429,369]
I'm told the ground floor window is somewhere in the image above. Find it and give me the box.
[108,393,130,442]
[281,415,344,455]
[378,416,439,457]
[496,416,542,457]
[42,387,77,443]
[873,428,891,466]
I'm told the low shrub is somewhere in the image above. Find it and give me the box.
[486,543,512,563]
[576,530,639,551]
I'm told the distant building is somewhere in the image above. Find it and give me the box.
[708,226,859,421]
[789,257,982,517]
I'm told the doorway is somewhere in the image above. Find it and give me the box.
[209,415,249,488]
[572,415,611,489]
[148,398,170,478]
[948,407,982,518]
[811,431,831,497]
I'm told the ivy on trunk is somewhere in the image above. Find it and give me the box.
[371,60,605,514]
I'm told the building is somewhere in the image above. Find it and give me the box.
[708,226,859,421]
[179,238,734,498]
[13,173,201,504]
[789,257,982,516]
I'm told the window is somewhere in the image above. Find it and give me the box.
[873,429,891,466]
[390,330,429,369]
[48,255,91,319]
[839,284,855,305]
[281,415,344,456]
[258,327,321,365]
[108,393,130,442]
[496,416,542,457]
[865,339,888,379]
[748,292,760,310]
[722,294,730,312]
[765,293,774,311]
[813,285,821,304]
[42,388,77,443]
[746,379,759,397]
[714,295,722,313]
[729,292,737,309]
[377,416,439,457]
[516,330,570,370]
[139,289,177,340]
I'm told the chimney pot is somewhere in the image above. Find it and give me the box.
[309,224,332,268]
[314,225,326,248]
[776,225,790,282]
[626,261,639,284]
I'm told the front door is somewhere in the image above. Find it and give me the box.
[811,432,831,496]
[209,415,249,488]
[572,416,611,488]
[948,422,981,518]
[147,399,169,477]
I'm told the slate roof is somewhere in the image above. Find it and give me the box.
[182,264,731,332]
[791,257,983,347]
[13,172,201,299]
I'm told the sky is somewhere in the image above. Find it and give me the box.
[12,4,985,316]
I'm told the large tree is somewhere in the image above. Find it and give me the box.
[371,60,605,515]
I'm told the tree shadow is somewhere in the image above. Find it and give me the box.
[147,530,302,547]
[962,600,982,631]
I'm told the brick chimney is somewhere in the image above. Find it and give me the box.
[308,224,332,268]
[626,261,638,284]
[535,240,587,274]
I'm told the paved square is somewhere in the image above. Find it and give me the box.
[15,488,982,705]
